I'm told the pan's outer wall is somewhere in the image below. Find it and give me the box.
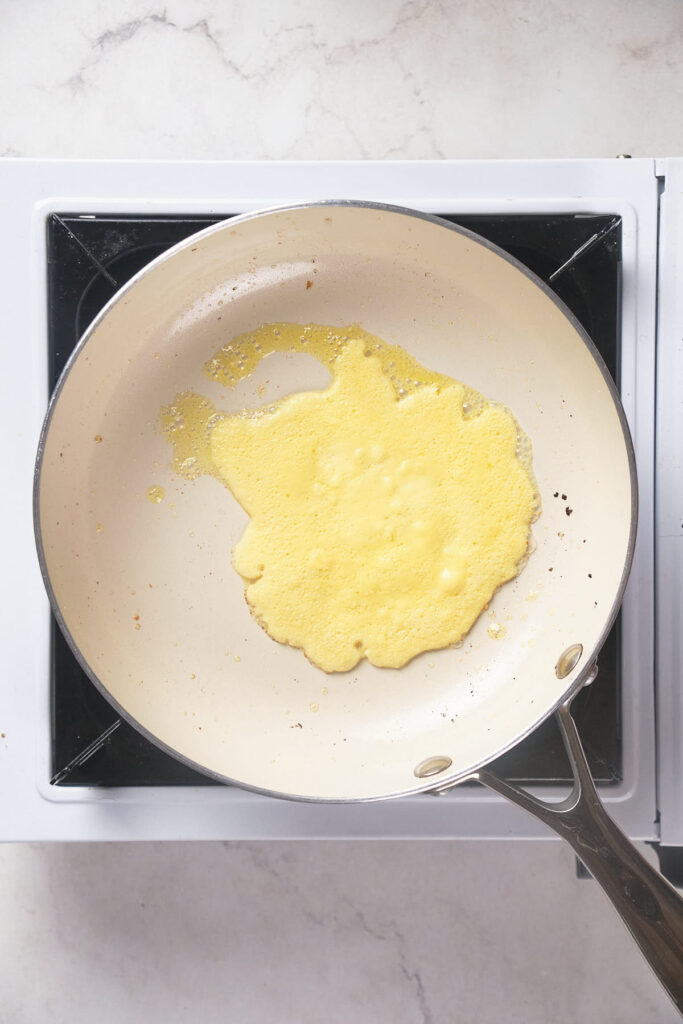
[36,204,635,801]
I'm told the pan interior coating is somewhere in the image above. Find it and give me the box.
[161,323,538,672]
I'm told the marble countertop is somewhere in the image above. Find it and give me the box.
[1,0,682,161]
[1,1,682,1021]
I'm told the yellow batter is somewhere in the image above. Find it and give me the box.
[161,323,537,672]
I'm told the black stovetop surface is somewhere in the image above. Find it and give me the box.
[47,210,622,787]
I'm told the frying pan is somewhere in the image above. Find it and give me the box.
[34,202,683,1007]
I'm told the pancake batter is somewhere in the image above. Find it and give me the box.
[161,323,538,672]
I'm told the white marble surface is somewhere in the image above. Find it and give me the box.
[2,1,683,1021]
[0,0,682,160]
[0,841,677,1023]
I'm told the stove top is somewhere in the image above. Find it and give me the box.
[47,210,623,788]
[0,157,666,841]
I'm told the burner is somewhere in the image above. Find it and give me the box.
[47,211,622,787]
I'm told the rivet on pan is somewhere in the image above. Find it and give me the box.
[414,755,453,779]
[555,643,583,679]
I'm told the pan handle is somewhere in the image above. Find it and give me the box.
[476,700,683,1013]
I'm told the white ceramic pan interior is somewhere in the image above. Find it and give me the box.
[35,203,635,801]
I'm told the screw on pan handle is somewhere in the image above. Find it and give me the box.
[476,696,683,1014]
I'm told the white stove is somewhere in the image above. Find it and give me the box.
[1,158,680,849]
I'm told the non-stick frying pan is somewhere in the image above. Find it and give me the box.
[34,203,683,1007]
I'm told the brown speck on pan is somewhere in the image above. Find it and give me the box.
[290,722,303,729]
[94,435,103,443]
[1,733,5,738]
[133,614,140,621]
[553,491,559,497]
[306,280,313,290]
[548,567,553,572]
[191,247,198,252]
[561,493,567,501]
[588,573,592,578]
[325,217,332,223]
[565,507,573,516]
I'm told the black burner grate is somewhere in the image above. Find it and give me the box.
[46,211,622,786]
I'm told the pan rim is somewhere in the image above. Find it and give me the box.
[33,199,638,802]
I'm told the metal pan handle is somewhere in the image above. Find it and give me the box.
[475,700,683,1012]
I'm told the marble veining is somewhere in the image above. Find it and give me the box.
[63,12,254,94]
[1,0,681,160]
[0,840,676,1023]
